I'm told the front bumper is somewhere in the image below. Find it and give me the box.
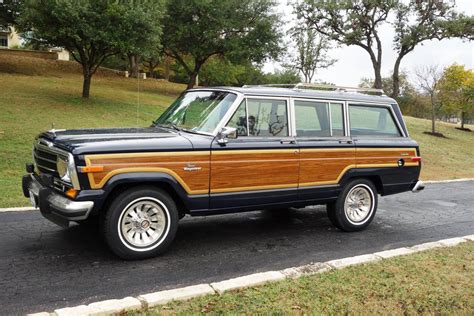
[22,174,94,227]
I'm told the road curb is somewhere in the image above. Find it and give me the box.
[3,178,473,213]
[137,284,215,308]
[423,178,474,184]
[0,206,35,212]
[28,234,473,316]
[210,271,286,294]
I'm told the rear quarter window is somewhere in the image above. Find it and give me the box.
[349,105,401,137]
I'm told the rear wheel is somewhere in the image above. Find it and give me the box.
[326,179,378,232]
[102,187,179,260]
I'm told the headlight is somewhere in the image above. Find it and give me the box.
[57,156,71,182]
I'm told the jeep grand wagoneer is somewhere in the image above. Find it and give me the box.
[23,84,424,259]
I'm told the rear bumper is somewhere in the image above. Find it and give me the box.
[22,174,94,227]
[411,180,425,193]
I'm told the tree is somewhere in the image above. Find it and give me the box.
[415,65,443,135]
[0,0,22,26]
[296,0,473,97]
[286,22,336,83]
[19,0,164,98]
[162,0,282,89]
[142,55,163,79]
[296,0,397,89]
[359,71,418,114]
[392,0,473,98]
[263,68,301,84]
[438,64,474,129]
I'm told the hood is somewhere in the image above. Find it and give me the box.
[38,127,195,155]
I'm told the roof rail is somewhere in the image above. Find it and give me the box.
[242,84,298,88]
[241,83,385,96]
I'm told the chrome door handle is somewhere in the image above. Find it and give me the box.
[280,138,296,144]
[338,140,353,144]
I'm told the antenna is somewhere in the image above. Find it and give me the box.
[136,70,140,131]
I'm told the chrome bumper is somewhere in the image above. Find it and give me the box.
[411,180,425,193]
[23,175,94,227]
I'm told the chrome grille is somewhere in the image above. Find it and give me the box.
[33,139,66,177]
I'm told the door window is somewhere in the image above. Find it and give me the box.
[227,100,248,136]
[227,98,289,137]
[349,105,401,137]
[330,103,344,136]
[294,100,345,137]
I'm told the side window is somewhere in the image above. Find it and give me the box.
[295,101,330,137]
[227,100,247,136]
[227,98,289,137]
[294,101,345,137]
[349,105,401,137]
[330,103,344,136]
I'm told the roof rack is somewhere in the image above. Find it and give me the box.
[242,83,385,96]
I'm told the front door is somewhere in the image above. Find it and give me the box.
[210,97,299,210]
[293,99,355,202]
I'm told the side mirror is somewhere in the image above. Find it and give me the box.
[217,127,237,145]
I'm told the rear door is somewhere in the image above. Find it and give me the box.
[348,103,420,194]
[210,96,300,210]
[294,99,355,202]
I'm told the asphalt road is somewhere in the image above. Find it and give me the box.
[1,181,473,315]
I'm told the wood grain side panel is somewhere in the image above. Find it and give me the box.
[355,148,418,166]
[85,151,210,193]
[298,147,419,187]
[299,149,355,186]
[210,150,299,193]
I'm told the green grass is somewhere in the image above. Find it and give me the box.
[0,55,184,207]
[136,242,474,315]
[1,55,473,207]
[405,116,474,180]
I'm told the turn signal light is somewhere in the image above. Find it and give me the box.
[79,166,104,173]
[411,157,422,162]
[65,188,78,199]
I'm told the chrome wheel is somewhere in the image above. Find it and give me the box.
[118,197,170,250]
[344,184,374,225]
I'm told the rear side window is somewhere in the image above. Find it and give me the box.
[294,100,345,137]
[226,98,289,137]
[349,105,401,137]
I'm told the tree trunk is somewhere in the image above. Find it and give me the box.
[164,56,171,81]
[186,61,203,89]
[373,62,382,89]
[187,72,198,89]
[431,93,436,134]
[391,56,403,98]
[461,111,465,129]
[128,54,139,78]
[82,68,92,99]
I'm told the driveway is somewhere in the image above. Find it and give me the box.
[1,181,473,315]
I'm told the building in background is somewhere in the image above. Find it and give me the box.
[0,26,70,61]
[0,25,20,49]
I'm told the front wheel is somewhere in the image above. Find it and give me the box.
[102,187,179,260]
[326,179,378,232]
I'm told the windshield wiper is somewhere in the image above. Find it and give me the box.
[154,122,182,132]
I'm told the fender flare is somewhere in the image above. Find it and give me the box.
[98,172,204,211]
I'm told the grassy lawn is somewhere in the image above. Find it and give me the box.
[137,242,474,315]
[405,117,474,180]
[1,55,473,207]
[0,55,184,207]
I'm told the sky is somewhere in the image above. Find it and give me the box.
[264,0,474,87]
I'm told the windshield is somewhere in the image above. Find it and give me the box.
[155,91,237,134]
